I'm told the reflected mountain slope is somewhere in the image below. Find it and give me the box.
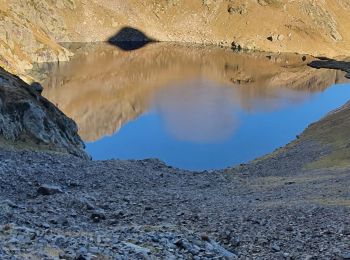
[32,43,346,142]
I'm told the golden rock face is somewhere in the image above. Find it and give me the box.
[34,43,346,142]
[1,0,350,78]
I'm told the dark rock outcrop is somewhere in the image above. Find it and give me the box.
[308,58,350,79]
[0,67,88,159]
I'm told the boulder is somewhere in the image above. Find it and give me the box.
[0,67,89,159]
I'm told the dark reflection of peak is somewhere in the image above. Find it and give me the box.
[108,26,155,51]
[29,42,348,142]
[110,41,151,51]
[308,58,350,79]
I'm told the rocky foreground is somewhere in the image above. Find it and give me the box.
[1,96,350,259]
[0,145,349,260]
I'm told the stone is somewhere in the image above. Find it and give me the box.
[30,82,43,94]
[286,226,293,232]
[277,34,285,41]
[341,253,350,259]
[283,252,290,258]
[124,242,151,255]
[0,67,89,159]
[37,185,63,196]
[267,35,278,42]
[272,244,281,252]
[231,41,243,51]
[200,233,210,241]
[227,5,246,15]
[90,210,106,223]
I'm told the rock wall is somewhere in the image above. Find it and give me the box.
[1,0,350,78]
[0,67,88,159]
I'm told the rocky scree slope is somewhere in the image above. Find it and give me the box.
[1,0,350,79]
[0,67,88,159]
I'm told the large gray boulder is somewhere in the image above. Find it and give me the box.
[0,67,89,159]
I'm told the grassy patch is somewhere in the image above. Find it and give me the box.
[305,149,350,170]
[303,103,350,169]
[313,198,350,207]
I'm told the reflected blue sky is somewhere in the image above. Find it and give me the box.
[86,81,350,170]
[37,43,350,170]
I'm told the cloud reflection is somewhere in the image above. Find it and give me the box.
[154,79,238,143]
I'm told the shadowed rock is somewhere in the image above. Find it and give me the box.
[308,58,350,79]
[37,185,63,196]
[30,82,43,94]
[0,66,89,159]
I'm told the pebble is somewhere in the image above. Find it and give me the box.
[272,244,281,252]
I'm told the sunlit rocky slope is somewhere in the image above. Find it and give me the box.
[1,0,350,78]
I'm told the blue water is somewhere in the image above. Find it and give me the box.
[86,81,350,171]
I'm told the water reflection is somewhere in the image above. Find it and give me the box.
[31,43,350,169]
[154,80,238,143]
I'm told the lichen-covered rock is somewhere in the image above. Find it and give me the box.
[0,66,88,159]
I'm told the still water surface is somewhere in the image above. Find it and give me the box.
[35,43,350,170]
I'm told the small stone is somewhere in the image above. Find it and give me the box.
[4,200,18,208]
[174,239,185,249]
[89,247,99,254]
[75,256,87,260]
[91,210,106,223]
[41,223,50,229]
[200,233,210,241]
[2,224,12,231]
[283,252,290,258]
[267,35,278,42]
[37,185,63,196]
[30,82,43,94]
[277,34,285,41]
[231,41,242,51]
[272,244,281,252]
[341,228,350,235]
[341,253,350,259]
[124,242,151,255]
[286,226,293,232]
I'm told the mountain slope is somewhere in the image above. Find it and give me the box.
[1,0,350,78]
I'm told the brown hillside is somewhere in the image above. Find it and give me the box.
[1,0,350,78]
